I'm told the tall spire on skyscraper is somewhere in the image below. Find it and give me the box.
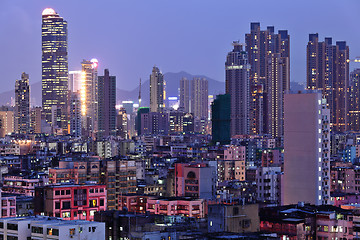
[138,78,142,107]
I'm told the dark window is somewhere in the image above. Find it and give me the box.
[242,219,251,228]
[0,222,3,228]
[31,226,43,234]
[55,190,60,195]
[100,199,104,206]
[55,202,60,209]
[187,171,196,179]
[89,189,94,193]
[233,207,239,216]
[61,190,65,195]
[63,201,71,209]
[74,189,78,194]
[74,201,78,206]
[66,190,70,195]
[7,236,17,240]
[7,223,18,231]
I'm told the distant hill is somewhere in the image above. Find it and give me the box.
[120,71,225,106]
[0,71,225,107]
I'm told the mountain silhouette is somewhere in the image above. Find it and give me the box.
[0,71,226,107]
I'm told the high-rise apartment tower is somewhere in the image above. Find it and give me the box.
[306,34,349,132]
[97,69,116,139]
[15,72,30,134]
[150,66,165,113]
[225,42,250,136]
[283,91,330,205]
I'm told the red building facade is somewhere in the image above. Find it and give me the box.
[34,184,106,221]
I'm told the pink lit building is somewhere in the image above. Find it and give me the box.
[147,197,206,218]
[34,184,106,221]
[118,195,147,213]
[0,194,16,218]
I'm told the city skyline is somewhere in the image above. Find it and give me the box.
[0,0,359,93]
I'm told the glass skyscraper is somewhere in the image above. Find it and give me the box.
[41,8,68,133]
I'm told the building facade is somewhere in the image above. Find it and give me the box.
[0,216,105,240]
[245,23,290,136]
[69,92,82,137]
[0,110,14,138]
[81,59,99,138]
[41,8,68,132]
[349,69,360,131]
[283,92,330,205]
[191,77,208,120]
[179,77,190,113]
[34,184,107,221]
[15,72,30,134]
[225,42,250,136]
[30,107,42,134]
[150,66,165,113]
[306,34,349,132]
[97,69,116,139]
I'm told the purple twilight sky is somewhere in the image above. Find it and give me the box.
[0,0,359,92]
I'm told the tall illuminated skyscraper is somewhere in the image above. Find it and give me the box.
[225,42,250,136]
[150,66,165,113]
[349,69,360,131]
[267,53,284,138]
[306,34,349,132]
[81,59,99,137]
[41,8,68,132]
[245,23,290,136]
[15,72,30,134]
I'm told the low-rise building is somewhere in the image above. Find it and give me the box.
[256,167,282,204]
[147,197,207,218]
[1,194,16,218]
[2,175,48,197]
[0,216,105,239]
[34,184,107,221]
[208,203,260,233]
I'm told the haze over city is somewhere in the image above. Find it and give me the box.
[0,0,359,92]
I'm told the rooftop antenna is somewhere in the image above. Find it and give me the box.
[138,78,142,107]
